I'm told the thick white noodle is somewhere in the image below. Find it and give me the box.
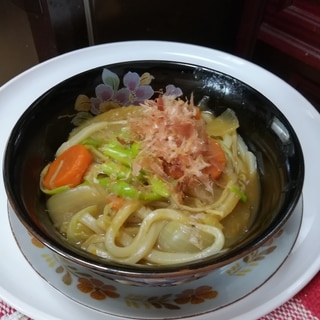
[56,120,126,155]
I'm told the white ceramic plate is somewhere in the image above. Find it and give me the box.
[1,41,320,320]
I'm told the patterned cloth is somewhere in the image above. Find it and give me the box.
[1,271,319,319]
[0,302,28,320]
[260,271,320,320]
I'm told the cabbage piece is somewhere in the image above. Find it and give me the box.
[158,221,215,253]
[204,108,239,137]
[47,185,107,233]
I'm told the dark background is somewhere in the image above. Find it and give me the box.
[2,0,320,111]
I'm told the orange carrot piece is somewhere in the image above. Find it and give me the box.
[202,139,226,180]
[42,144,93,190]
[194,107,201,120]
[163,162,184,179]
[157,95,164,111]
[107,195,125,210]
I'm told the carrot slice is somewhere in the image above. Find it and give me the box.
[163,162,184,179]
[194,107,201,120]
[107,195,125,210]
[157,95,164,111]
[42,144,93,190]
[202,139,226,180]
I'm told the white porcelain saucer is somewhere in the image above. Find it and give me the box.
[1,41,320,320]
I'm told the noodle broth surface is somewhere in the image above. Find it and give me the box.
[42,97,260,266]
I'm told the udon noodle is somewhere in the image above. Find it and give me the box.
[40,94,259,266]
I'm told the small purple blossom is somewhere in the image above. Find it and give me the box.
[123,72,140,92]
[164,84,183,98]
[89,68,183,114]
[134,85,154,104]
[113,88,130,105]
[90,82,131,114]
[123,71,154,105]
[90,84,115,115]
[73,69,185,125]
[95,84,114,101]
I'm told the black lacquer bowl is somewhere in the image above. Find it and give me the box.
[3,60,304,286]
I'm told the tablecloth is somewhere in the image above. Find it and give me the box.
[1,271,319,319]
